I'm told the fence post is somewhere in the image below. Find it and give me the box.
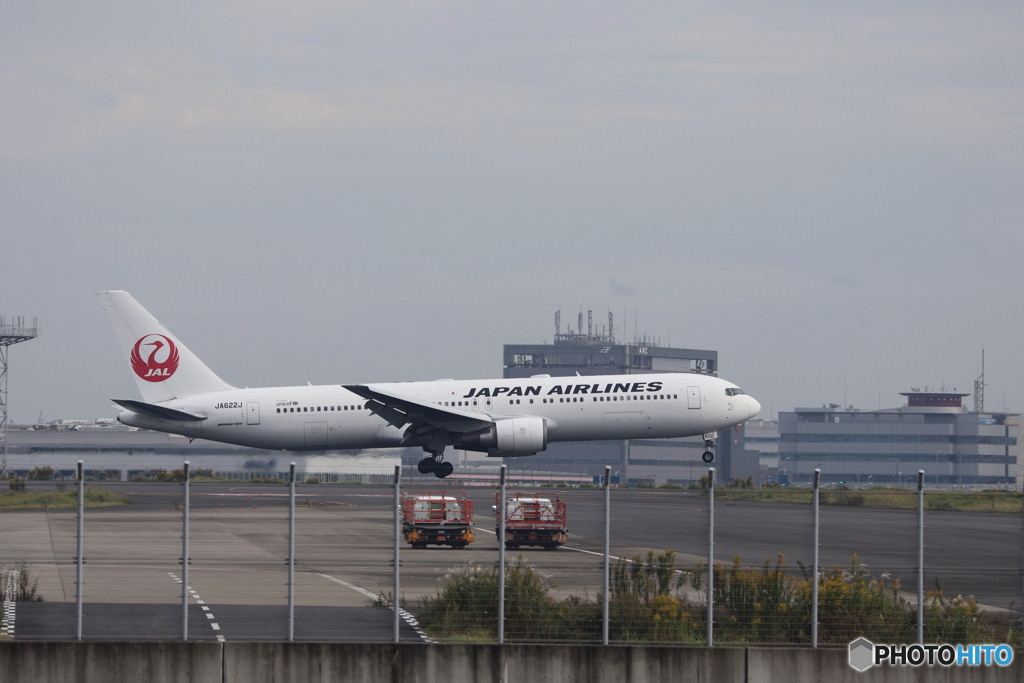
[393,464,401,643]
[498,464,507,644]
[288,462,296,642]
[812,468,820,647]
[917,469,925,644]
[181,461,190,641]
[707,466,715,647]
[602,465,611,645]
[76,460,84,641]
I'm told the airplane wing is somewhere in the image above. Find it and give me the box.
[343,384,493,435]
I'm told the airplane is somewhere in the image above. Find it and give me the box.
[100,291,761,478]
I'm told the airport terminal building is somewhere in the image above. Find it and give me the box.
[774,391,1020,486]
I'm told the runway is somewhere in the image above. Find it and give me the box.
[2,482,1019,641]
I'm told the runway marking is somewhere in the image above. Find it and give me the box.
[1,569,16,638]
[167,572,226,642]
[315,573,433,643]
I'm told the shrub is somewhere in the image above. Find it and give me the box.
[26,466,55,481]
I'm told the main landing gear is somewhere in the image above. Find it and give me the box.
[701,433,716,464]
[418,451,454,479]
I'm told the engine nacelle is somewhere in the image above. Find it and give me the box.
[456,417,548,456]
[493,417,548,455]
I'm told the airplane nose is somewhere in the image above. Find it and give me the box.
[748,396,762,420]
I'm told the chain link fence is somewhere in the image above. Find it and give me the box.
[1,462,1021,647]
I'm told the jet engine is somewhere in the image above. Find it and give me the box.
[456,417,548,456]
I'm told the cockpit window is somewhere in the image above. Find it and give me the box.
[725,387,747,396]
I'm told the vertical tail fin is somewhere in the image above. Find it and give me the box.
[99,291,234,403]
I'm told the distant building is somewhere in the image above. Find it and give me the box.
[776,391,1019,486]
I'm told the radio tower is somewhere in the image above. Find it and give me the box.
[1,316,39,478]
[973,349,985,414]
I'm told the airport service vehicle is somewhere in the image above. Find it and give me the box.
[100,291,761,478]
[496,492,567,550]
[402,491,475,549]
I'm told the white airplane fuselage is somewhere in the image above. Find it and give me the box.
[118,374,760,453]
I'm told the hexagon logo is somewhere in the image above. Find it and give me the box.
[849,637,875,672]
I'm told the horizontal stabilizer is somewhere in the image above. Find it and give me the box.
[112,399,207,422]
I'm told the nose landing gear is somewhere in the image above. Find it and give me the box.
[701,432,716,463]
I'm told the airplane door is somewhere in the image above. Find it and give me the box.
[247,402,260,425]
[471,398,480,412]
[687,386,701,409]
[485,397,493,411]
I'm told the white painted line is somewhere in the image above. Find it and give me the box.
[316,573,434,643]
[3,569,19,638]
[168,572,225,640]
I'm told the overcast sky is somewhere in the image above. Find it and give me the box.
[2,1,1022,423]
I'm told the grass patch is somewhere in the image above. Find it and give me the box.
[415,552,1017,645]
[712,487,1022,513]
[0,487,129,511]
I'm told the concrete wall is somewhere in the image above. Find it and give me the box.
[1,642,1021,683]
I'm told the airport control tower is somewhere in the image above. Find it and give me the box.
[1,316,39,477]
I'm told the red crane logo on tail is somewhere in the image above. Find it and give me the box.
[130,334,180,382]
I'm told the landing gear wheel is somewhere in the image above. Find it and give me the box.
[434,461,454,478]
[417,458,437,475]
[702,451,715,463]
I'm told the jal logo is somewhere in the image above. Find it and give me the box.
[130,334,180,382]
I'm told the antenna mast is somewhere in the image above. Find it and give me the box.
[973,350,985,413]
[1,316,40,478]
